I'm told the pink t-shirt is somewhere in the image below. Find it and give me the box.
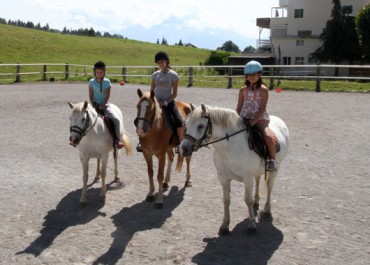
[239,86,270,122]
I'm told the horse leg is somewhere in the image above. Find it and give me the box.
[155,154,166,209]
[93,158,101,183]
[79,156,90,207]
[164,149,174,190]
[113,148,120,183]
[261,172,277,220]
[218,177,231,236]
[185,156,192,187]
[99,154,109,203]
[253,176,261,215]
[244,178,257,233]
[144,153,155,202]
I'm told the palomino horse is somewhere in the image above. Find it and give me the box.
[135,89,192,208]
[180,104,289,235]
[68,101,133,206]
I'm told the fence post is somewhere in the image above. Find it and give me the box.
[269,67,275,90]
[65,63,69,80]
[121,67,127,82]
[188,67,193,87]
[227,67,233,89]
[15,63,21,82]
[42,64,47,81]
[316,64,321,92]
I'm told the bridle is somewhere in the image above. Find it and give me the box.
[184,111,247,152]
[134,100,157,134]
[70,109,97,140]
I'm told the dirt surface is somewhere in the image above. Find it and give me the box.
[0,82,369,265]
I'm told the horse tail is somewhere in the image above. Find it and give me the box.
[121,133,133,155]
[175,153,184,173]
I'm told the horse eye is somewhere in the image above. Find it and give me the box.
[82,118,86,122]
[198,124,205,130]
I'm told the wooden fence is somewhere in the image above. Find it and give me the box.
[1,63,370,92]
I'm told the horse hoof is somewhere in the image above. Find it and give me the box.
[93,178,100,183]
[154,202,163,209]
[260,211,273,222]
[80,201,87,207]
[247,227,257,235]
[145,195,155,202]
[162,182,169,190]
[218,228,230,236]
[114,177,121,183]
[185,181,192,188]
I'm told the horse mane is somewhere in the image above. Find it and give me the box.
[201,106,244,129]
[72,102,86,113]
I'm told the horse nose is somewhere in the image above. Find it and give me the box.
[181,143,193,157]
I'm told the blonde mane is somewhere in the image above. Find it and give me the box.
[195,106,244,129]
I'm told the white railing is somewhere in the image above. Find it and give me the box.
[1,63,370,92]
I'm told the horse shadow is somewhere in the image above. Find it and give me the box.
[16,185,105,257]
[92,186,185,265]
[192,218,284,265]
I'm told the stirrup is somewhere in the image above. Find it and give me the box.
[266,159,278,172]
[136,143,143,152]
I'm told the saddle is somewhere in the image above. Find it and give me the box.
[161,106,182,147]
[243,119,280,159]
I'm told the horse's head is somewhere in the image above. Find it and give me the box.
[68,101,90,146]
[180,103,211,157]
[135,88,160,137]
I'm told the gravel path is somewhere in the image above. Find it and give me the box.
[0,82,369,265]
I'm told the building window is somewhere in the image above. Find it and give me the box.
[295,57,305,65]
[296,40,304,46]
[343,5,353,16]
[294,9,304,18]
[283,57,291,65]
[298,30,312,38]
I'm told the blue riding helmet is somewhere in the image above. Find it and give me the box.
[244,60,263,74]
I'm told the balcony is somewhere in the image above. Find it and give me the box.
[256,39,272,52]
[256,18,270,29]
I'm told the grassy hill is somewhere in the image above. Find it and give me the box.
[0,23,211,66]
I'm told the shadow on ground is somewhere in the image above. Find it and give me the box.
[16,185,105,257]
[192,218,284,265]
[93,186,185,265]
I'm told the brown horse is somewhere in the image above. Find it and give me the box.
[135,88,192,208]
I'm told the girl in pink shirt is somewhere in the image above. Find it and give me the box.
[236,61,277,171]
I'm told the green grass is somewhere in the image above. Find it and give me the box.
[1,24,369,92]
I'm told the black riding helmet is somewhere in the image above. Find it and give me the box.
[94,60,106,71]
[155,52,170,63]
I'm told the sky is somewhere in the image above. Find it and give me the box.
[0,0,278,50]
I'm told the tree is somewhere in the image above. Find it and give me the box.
[243,45,256,53]
[178,39,183,46]
[217,40,240,53]
[311,0,361,75]
[204,51,231,75]
[356,4,370,62]
[161,37,168,45]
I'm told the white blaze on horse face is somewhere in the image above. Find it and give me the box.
[136,100,149,137]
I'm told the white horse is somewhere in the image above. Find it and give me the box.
[68,101,133,206]
[180,104,289,235]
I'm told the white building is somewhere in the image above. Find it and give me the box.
[257,0,369,69]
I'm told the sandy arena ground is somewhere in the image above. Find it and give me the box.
[0,82,369,265]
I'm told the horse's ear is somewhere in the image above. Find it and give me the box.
[190,102,197,112]
[137,88,143,98]
[150,89,155,100]
[68,102,74,109]
[201,104,207,115]
[83,101,88,110]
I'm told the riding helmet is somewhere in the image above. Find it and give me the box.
[244,60,263,74]
[94,60,106,71]
[155,52,170,63]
